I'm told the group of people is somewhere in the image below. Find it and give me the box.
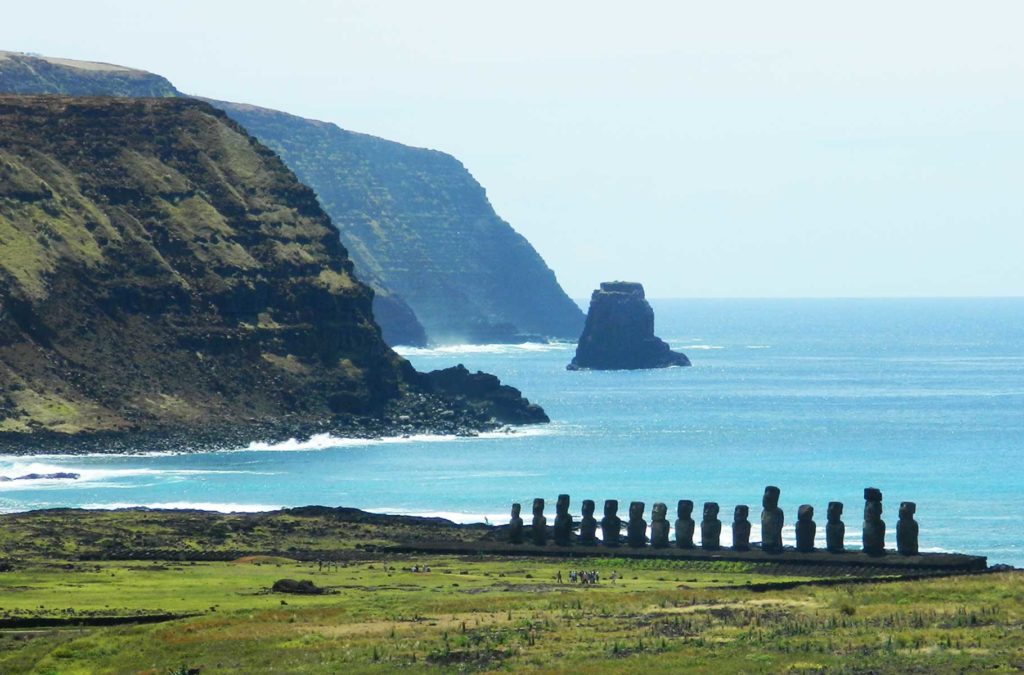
[556,569,606,585]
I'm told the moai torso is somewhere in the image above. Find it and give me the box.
[862,487,885,555]
[732,505,751,551]
[601,499,622,547]
[701,502,721,550]
[761,486,785,553]
[826,501,845,553]
[579,499,598,545]
[627,501,648,548]
[675,500,695,549]
[508,503,524,544]
[531,498,547,546]
[650,502,670,548]
[795,504,816,552]
[896,501,919,555]
[553,494,573,546]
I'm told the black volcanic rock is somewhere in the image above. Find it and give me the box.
[567,282,690,371]
[415,365,549,425]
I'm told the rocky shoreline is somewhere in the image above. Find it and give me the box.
[0,390,533,456]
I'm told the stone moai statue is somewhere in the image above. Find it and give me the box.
[650,502,670,548]
[732,505,751,551]
[579,499,598,545]
[627,501,648,548]
[553,494,573,546]
[701,502,722,550]
[825,501,845,553]
[761,486,785,553]
[675,500,695,549]
[531,498,547,546]
[601,499,622,547]
[862,487,885,555]
[896,501,919,555]
[795,504,816,553]
[508,503,524,544]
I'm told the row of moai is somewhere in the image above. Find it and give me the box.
[508,486,920,556]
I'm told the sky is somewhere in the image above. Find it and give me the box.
[2,1,1022,298]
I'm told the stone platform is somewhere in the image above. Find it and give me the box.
[383,540,987,573]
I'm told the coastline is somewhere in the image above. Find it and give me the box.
[0,393,529,456]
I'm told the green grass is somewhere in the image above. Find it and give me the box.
[1,509,1021,672]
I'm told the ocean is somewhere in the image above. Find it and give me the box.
[2,299,1022,566]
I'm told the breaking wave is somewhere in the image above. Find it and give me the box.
[394,341,570,357]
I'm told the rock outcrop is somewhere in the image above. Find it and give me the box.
[0,96,546,441]
[0,52,586,346]
[567,282,690,371]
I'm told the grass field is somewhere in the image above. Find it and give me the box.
[1,509,1021,673]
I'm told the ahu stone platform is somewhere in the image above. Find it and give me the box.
[384,486,988,574]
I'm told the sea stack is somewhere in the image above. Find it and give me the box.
[567,282,690,371]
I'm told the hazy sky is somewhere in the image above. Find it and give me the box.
[3,1,1022,298]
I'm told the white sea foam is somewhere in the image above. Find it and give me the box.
[0,461,273,490]
[394,341,570,357]
[241,425,558,453]
[364,507,508,525]
[677,344,724,350]
[80,501,282,513]
[745,345,772,349]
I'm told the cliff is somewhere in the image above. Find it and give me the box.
[0,51,176,97]
[0,96,545,443]
[568,282,690,371]
[0,52,585,346]
[212,102,585,345]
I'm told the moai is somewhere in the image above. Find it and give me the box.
[531,498,547,546]
[701,502,722,550]
[675,500,696,549]
[761,486,785,553]
[896,501,919,555]
[508,503,524,544]
[601,499,622,547]
[627,501,648,548]
[862,487,885,555]
[650,502,670,548]
[826,501,845,553]
[553,494,573,546]
[732,505,751,551]
[579,499,598,545]
[795,504,816,553]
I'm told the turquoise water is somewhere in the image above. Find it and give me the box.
[2,299,1022,565]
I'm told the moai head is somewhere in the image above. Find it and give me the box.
[827,501,843,523]
[899,501,916,519]
[678,499,694,519]
[652,502,667,522]
[864,500,882,520]
[763,486,781,509]
[703,502,719,520]
[556,494,570,515]
[734,505,749,521]
[532,498,545,518]
[629,501,645,520]
[582,499,595,518]
[511,503,521,519]
[798,504,814,521]
[604,499,619,519]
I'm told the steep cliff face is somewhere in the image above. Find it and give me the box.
[0,96,545,440]
[0,96,400,434]
[568,282,690,371]
[0,51,176,97]
[0,52,585,347]
[212,102,585,345]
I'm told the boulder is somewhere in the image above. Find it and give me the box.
[567,282,690,371]
[272,579,325,595]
